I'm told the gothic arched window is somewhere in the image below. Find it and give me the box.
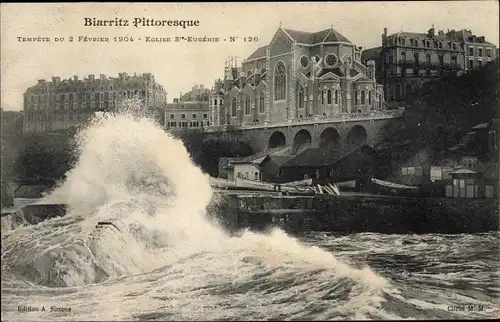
[368,91,372,105]
[361,90,366,105]
[355,91,358,105]
[378,94,382,109]
[274,61,286,101]
[321,90,324,105]
[335,90,338,104]
[327,89,332,104]
[259,94,265,114]
[231,98,237,117]
[298,86,305,109]
[244,96,251,115]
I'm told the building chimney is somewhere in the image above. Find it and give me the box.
[438,30,444,36]
[382,28,388,46]
[38,79,45,84]
[89,74,95,81]
[428,26,435,37]
[224,70,233,90]
[214,80,220,92]
[239,71,246,89]
[232,67,238,80]
[100,74,105,81]
[73,75,78,82]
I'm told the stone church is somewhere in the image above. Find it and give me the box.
[210,26,386,126]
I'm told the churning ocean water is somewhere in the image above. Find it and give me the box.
[1,108,499,321]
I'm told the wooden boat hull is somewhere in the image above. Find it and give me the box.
[369,178,420,196]
[209,177,316,195]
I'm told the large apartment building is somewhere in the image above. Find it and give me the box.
[164,84,211,130]
[23,73,167,133]
[362,26,497,102]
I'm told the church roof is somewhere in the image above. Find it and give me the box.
[245,27,353,62]
[317,68,343,78]
[283,27,352,44]
[355,75,372,82]
[245,45,268,61]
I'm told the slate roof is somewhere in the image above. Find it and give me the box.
[283,27,352,44]
[244,27,354,62]
[448,121,492,155]
[388,31,428,39]
[450,168,478,175]
[361,46,382,62]
[472,122,490,130]
[355,75,372,82]
[317,68,343,78]
[245,45,268,61]
[231,147,291,165]
[317,68,361,78]
[281,144,375,168]
[263,155,293,167]
[387,29,496,46]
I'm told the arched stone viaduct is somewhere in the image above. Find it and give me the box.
[201,115,403,154]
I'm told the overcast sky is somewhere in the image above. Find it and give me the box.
[1,1,498,111]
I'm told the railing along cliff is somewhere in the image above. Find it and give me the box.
[169,107,404,134]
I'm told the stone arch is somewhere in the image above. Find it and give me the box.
[346,125,367,146]
[319,127,340,149]
[292,129,312,154]
[268,131,286,149]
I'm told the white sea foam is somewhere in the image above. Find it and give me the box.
[1,98,393,320]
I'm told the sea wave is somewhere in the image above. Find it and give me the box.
[1,102,398,320]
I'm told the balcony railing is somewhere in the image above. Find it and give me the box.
[171,107,405,133]
[394,60,462,71]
